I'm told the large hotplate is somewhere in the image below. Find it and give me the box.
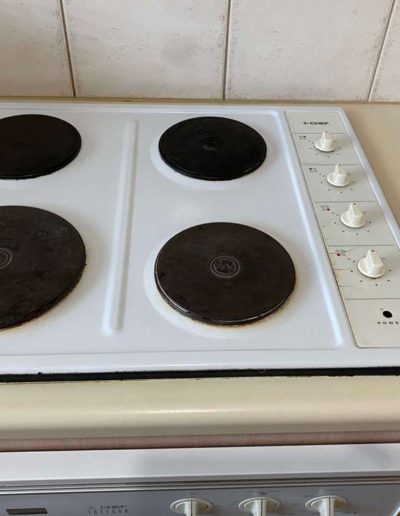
[0,206,86,329]
[155,222,295,325]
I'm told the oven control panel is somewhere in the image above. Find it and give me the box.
[0,484,399,516]
[1,446,400,516]
[286,110,400,348]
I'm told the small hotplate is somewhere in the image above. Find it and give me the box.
[0,114,81,180]
[0,206,86,329]
[154,222,295,325]
[158,117,267,181]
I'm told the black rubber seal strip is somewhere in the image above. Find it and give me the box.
[0,367,399,383]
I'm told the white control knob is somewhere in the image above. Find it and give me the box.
[358,249,386,279]
[239,497,280,516]
[306,496,347,516]
[327,164,350,187]
[170,498,212,516]
[314,131,335,152]
[340,202,366,228]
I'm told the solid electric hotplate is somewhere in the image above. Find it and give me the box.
[0,101,399,379]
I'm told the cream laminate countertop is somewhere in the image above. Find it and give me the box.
[0,102,400,451]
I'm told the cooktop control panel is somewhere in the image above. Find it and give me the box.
[287,110,400,348]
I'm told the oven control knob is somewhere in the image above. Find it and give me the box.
[306,495,347,516]
[170,498,212,516]
[340,202,366,228]
[358,249,386,278]
[239,497,281,515]
[315,131,335,152]
[327,164,350,187]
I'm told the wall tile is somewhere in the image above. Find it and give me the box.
[64,0,228,98]
[226,0,393,101]
[370,1,400,101]
[0,0,72,96]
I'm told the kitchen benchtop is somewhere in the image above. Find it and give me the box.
[1,102,400,451]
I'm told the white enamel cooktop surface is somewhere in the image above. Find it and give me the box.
[0,101,399,375]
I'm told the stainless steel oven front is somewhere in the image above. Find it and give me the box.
[1,445,400,515]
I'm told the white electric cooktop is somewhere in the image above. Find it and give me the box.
[0,101,399,378]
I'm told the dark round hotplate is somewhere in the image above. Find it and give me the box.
[158,117,267,181]
[154,222,295,325]
[0,206,86,329]
[0,114,81,180]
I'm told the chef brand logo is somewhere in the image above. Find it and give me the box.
[88,505,128,515]
[209,255,240,278]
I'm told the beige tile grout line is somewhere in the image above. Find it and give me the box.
[367,0,398,102]
[59,0,76,97]
[222,0,233,100]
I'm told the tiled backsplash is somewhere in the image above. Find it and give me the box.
[1,0,399,101]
